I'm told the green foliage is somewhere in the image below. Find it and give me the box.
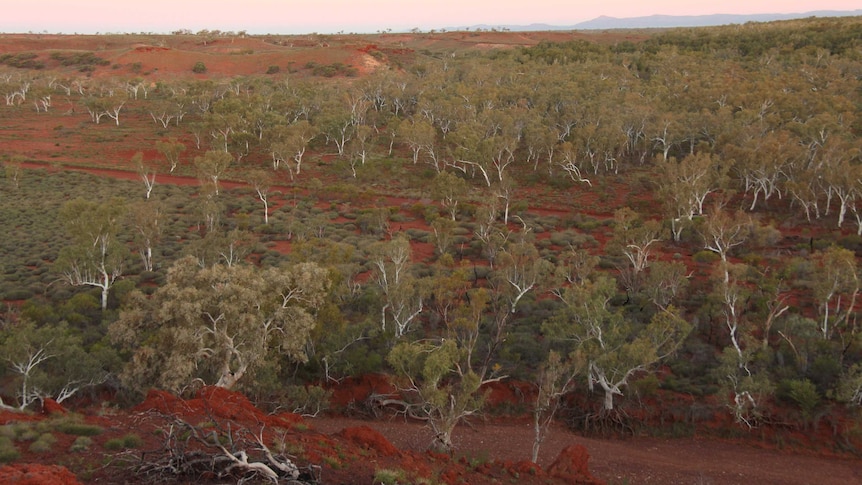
[54,416,104,437]
[283,385,332,416]
[692,250,720,264]
[388,339,487,453]
[0,436,20,463]
[104,434,142,450]
[49,51,110,67]
[192,61,207,73]
[28,433,57,453]
[778,379,820,422]
[111,256,331,393]
[0,320,108,410]
[545,276,692,410]
[311,62,358,77]
[0,52,44,69]
[373,466,409,483]
[69,436,93,453]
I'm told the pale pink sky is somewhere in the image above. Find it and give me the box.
[2,0,860,34]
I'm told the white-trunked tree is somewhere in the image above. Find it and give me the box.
[56,197,128,311]
[110,256,330,393]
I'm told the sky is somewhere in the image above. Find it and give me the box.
[1,0,860,35]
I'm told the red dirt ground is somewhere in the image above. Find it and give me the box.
[4,386,861,484]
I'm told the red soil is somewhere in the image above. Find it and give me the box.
[0,463,82,485]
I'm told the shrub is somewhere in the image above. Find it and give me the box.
[373,468,408,485]
[28,433,57,453]
[266,65,281,74]
[54,417,103,437]
[0,426,15,440]
[121,433,144,448]
[69,436,93,453]
[691,250,720,264]
[0,436,19,463]
[192,61,207,73]
[779,379,820,422]
[283,385,332,416]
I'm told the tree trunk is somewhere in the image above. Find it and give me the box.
[531,413,542,463]
[101,272,110,310]
[603,389,615,411]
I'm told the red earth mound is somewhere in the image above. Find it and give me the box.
[133,386,303,429]
[0,463,82,485]
[546,444,602,484]
[338,425,401,456]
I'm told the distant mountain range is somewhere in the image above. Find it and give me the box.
[456,10,862,32]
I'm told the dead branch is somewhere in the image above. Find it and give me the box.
[128,413,316,484]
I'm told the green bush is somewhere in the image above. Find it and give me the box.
[121,433,144,448]
[28,433,57,453]
[373,468,408,485]
[0,425,15,440]
[0,436,20,463]
[691,250,720,264]
[103,438,125,451]
[779,379,820,421]
[55,418,103,437]
[192,61,207,73]
[284,385,333,416]
[69,436,93,453]
[266,65,281,74]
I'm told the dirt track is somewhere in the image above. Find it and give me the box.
[311,417,862,484]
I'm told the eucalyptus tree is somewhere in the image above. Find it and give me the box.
[545,275,691,411]
[128,200,163,272]
[532,350,582,463]
[284,120,318,176]
[491,240,553,314]
[819,136,862,228]
[205,96,247,152]
[132,152,156,199]
[4,157,22,189]
[522,114,558,174]
[700,207,752,284]
[56,198,129,310]
[194,150,233,196]
[729,129,802,211]
[656,152,729,240]
[400,118,436,165]
[245,169,273,225]
[608,207,665,293]
[0,321,107,410]
[110,256,331,392]
[155,137,186,173]
[387,285,508,454]
[369,236,424,338]
[431,171,468,221]
[810,246,859,341]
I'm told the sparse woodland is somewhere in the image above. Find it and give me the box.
[1,16,862,481]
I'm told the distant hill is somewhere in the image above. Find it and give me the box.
[571,10,862,30]
[454,10,862,32]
